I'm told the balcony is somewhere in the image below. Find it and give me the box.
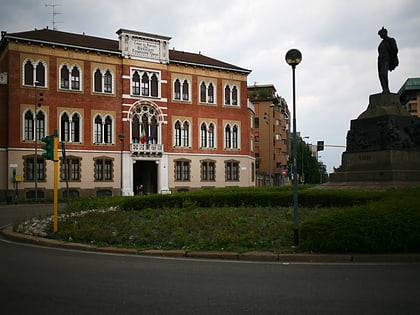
[130,143,164,155]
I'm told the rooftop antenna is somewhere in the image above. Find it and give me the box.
[45,2,63,30]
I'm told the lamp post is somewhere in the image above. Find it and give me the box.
[118,133,125,196]
[285,48,302,246]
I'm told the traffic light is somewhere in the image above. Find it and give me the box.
[41,135,54,160]
[37,93,43,107]
[317,140,324,151]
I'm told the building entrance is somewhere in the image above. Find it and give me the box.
[133,160,157,195]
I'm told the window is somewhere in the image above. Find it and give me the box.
[61,65,69,89]
[94,114,113,144]
[224,123,239,149]
[131,105,159,144]
[174,79,181,100]
[23,59,47,87]
[104,70,112,93]
[132,69,160,97]
[225,160,239,181]
[201,160,215,181]
[182,80,189,101]
[60,112,81,143]
[94,158,113,181]
[175,159,190,181]
[61,156,81,181]
[22,109,46,142]
[71,66,80,90]
[60,64,81,90]
[200,122,215,149]
[174,120,190,147]
[132,71,140,95]
[23,156,45,181]
[94,115,102,144]
[224,84,240,106]
[24,110,34,141]
[225,85,231,105]
[93,68,113,94]
[199,81,215,104]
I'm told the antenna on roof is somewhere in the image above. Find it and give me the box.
[45,1,63,30]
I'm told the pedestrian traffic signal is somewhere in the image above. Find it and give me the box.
[41,135,54,160]
[38,93,43,107]
[317,140,324,151]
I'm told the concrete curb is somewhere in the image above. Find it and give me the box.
[2,225,420,263]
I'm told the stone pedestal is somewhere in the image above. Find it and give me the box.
[330,93,420,187]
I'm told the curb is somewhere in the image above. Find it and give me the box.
[2,225,420,263]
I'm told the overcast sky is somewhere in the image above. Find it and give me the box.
[2,0,420,172]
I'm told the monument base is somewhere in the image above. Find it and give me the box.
[330,150,420,182]
[330,93,420,188]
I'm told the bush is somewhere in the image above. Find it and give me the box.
[300,188,420,253]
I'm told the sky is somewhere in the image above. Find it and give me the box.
[2,0,420,172]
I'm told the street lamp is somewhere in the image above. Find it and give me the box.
[285,48,302,246]
[34,80,39,201]
[118,133,125,196]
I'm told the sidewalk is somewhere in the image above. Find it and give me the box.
[2,225,420,263]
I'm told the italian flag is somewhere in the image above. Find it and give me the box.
[140,127,147,144]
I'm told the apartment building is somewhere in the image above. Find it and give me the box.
[248,84,290,186]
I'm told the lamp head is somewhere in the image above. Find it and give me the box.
[285,49,302,67]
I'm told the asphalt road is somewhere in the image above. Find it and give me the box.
[1,203,420,315]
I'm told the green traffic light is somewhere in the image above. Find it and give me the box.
[41,135,54,160]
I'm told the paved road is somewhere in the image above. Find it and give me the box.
[1,204,420,314]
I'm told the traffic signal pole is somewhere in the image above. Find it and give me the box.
[53,131,58,233]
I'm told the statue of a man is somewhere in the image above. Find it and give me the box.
[377,27,399,93]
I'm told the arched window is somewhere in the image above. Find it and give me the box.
[232,124,238,148]
[208,123,215,148]
[94,115,103,143]
[182,80,189,101]
[36,111,45,140]
[225,85,231,105]
[232,86,238,105]
[200,123,207,148]
[24,60,34,86]
[200,82,206,103]
[132,71,140,95]
[104,116,112,144]
[71,113,80,142]
[104,70,112,93]
[24,110,34,140]
[35,62,45,86]
[71,66,80,90]
[94,69,102,92]
[132,116,140,143]
[61,113,70,142]
[141,73,149,96]
[208,83,214,103]
[151,73,158,97]
[182,121,190,147]
[61,65,69,89]
[174,120,181,146]
[174,79,181,100]
[225,124,231,148]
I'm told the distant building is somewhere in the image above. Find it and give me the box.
[248,84,290,186]
[0,28,255,201]
[399,77,420,117]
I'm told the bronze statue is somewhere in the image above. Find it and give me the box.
[377,27,398,93]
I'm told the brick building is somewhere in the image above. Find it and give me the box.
[0,28,255,201]
[248,85,290,186]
